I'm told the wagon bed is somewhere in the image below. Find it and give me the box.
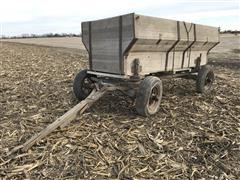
[82,13,219,78]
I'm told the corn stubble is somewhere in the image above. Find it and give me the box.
[0,41,239,179]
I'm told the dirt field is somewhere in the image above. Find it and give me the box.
[2,34,239,51]
[1,37,85,50]
[0,35,239,179]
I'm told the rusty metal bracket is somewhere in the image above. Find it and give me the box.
[131,58,142,78]
[195,55,202,72]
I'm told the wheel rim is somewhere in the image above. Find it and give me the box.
[81,77,94,95]
[204,72,214,90]
[147,85,161,113]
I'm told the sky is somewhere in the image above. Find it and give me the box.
[0,0,239,36]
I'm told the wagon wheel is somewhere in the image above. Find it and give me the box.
[135,76,163,116]
[73,69,96,101]
[196,65,214,93]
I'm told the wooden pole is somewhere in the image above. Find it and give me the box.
[7,86,113,155]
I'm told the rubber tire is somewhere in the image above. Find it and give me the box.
[135,76,163,117]
[73,69,94,101]
[196,65,214,93]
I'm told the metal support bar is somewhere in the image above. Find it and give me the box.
[89,22,92,69]
[207,42,220,54]
[165,21,180,71]
[119,16,123,74]
[181,24,196,68]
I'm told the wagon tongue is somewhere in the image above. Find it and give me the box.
[7,84,116,155]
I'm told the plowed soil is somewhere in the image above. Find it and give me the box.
[0,35,239,179]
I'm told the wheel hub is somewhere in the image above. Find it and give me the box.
[148,86,161,112]
[204,72,214,90]
[82,77,94,94]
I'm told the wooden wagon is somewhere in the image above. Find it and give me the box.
[9,13,220,153]
[74,13,220,116]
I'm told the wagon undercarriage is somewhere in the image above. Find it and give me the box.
[78,13,219,116]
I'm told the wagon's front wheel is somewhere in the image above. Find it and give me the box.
[135,76,163,117]
[73,69,95,101]
[196,65,214,93]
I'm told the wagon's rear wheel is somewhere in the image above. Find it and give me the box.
[196,65,214,93]
[135,76,163,116]
[73,69,96,101]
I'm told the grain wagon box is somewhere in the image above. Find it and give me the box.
[73,13,219,116]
